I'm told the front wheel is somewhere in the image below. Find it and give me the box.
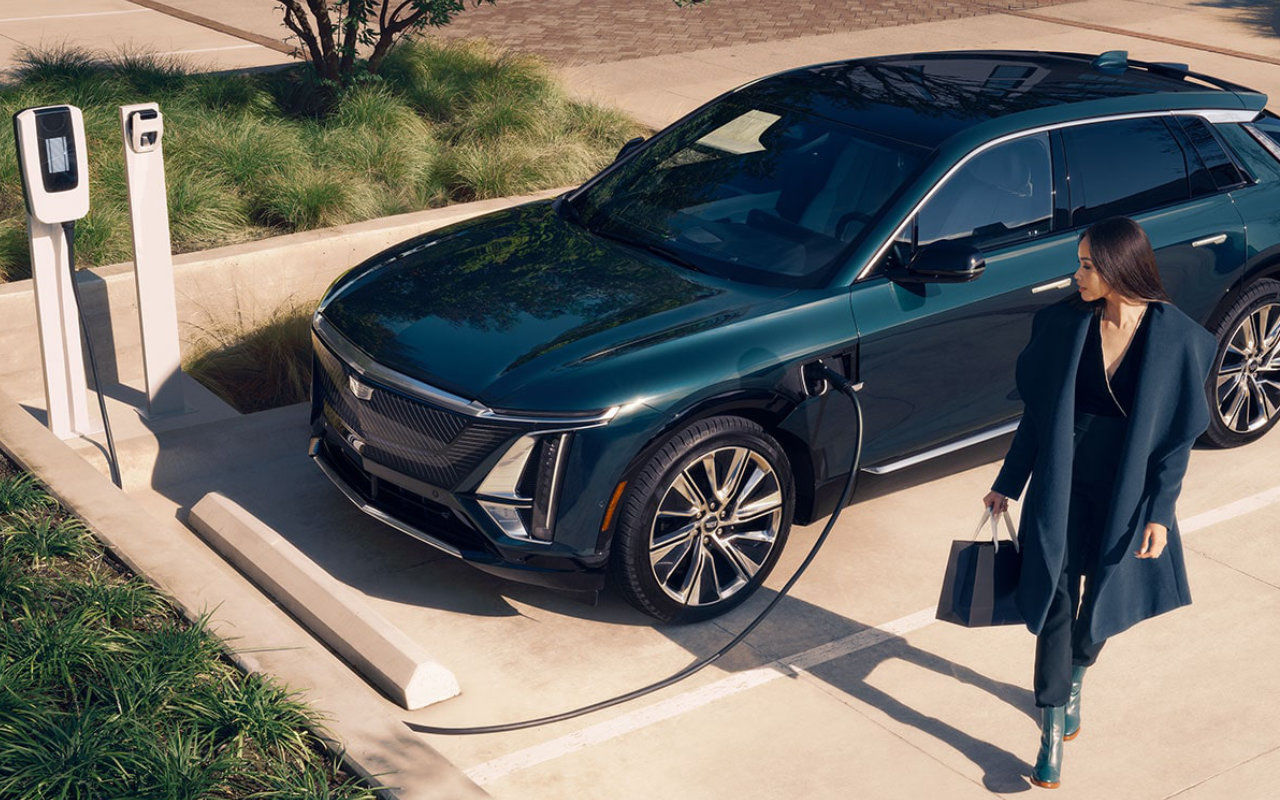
[609,416,795,623]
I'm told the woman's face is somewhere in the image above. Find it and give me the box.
[1073,235,1111,302]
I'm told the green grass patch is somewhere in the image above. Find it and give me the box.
[0,40,646,280]
[0,455,378,799]
[184,303,314,414]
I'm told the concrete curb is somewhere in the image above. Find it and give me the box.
[189,492,461,711]
[0,387,488,800]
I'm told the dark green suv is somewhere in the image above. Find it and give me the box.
[310,49,1280,621]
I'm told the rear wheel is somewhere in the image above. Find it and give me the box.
[1205,278,1280,447]
[610,416,794,623]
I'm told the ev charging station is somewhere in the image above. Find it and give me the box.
[14,101,186,486]
[13,105,97,441]
[120,102,184,418]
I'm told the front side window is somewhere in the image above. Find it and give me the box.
[915,132,1053,250]
[567,100,929,287]
[1062,117,1190,226]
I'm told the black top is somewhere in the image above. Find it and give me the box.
[736,51,1247,149]
[1075,304,1152,417]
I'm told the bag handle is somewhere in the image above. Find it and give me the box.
[973,505,1020,553]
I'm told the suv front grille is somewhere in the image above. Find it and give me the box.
[312,334,523,490]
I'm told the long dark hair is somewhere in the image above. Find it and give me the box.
[1078,216,1172,308]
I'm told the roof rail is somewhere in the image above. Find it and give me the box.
[1124,55,1263,96]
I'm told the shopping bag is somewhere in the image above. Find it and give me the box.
[935,506,1024,627]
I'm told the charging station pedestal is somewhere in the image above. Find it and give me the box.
[28,218,96,439]
[120,102,184,418]
[15,105,99,440]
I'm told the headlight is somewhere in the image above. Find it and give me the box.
[476,432,572,543]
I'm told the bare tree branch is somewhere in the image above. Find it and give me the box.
[387,8,427,34]
[385,0,416,28]
[338,0,365,78]
[278,0,326,71]
[303,0,341,79]
[275,0,513,88]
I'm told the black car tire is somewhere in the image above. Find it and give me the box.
[1204,278,1280,447]
[609,415,795,623]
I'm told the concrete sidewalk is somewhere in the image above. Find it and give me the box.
[558,0,1280,129]
[0,0,293,72]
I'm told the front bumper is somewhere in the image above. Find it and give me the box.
[309,434,606,593]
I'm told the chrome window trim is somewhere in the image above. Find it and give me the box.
[1195,108,1262,124]
[1242,121,1280,163]
[852,107,1263,283]
[313,312,619,426]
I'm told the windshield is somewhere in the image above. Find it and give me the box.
[566,99,930,287]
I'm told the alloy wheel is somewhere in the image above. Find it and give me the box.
[1216,301,1280,434]
[648,446,784,606]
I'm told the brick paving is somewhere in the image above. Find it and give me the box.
[434,0,1082,66]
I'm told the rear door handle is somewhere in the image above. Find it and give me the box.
[1192,233,1228,247]
[1031,277,1072,294]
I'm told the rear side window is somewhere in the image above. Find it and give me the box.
[1062,117,1190,226]
[1174,115,1247,192]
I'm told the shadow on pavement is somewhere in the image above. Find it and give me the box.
[1199,0,1280,37]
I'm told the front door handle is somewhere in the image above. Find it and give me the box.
[1192,233,1228,247]
[1031,277,1072,294]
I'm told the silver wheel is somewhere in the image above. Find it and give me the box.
[648,446,783,607]
[1216,301,1280,434]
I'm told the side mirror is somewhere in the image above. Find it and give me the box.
[891,240,986,283]
[615,136,646,162]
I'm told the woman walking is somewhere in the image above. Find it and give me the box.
[981,216,1218,789]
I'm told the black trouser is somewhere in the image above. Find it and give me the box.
[1033,411,1124,708]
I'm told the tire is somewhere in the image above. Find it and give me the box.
[1204,278,1280,447]
[609,415,795,623]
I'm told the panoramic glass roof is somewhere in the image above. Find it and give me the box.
[735,51,1233,148]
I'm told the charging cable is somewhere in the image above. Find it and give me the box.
[61,220,122,489]
[405,364,863,736]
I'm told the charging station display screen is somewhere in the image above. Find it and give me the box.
[44,137,70,174]
[33,108,78,193]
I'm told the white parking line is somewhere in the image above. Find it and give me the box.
[157,44,263,56]
[462,479,1280,787]
[0,10,149,23]
[464,608,935,785]
[1177,483,1280,533]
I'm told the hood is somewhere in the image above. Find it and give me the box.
[318,200,780,408]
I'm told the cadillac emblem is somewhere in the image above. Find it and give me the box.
[348,375,374,401]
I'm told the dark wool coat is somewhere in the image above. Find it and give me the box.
[990,291,1218,643]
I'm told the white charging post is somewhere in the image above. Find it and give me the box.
[120,102,184,417]
[13,105,97,439]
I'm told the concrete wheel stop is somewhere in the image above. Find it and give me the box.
[188,492,461,710]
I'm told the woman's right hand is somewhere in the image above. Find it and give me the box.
[983,490,1010,515]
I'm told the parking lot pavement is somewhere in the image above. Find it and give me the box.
[0,0,292,72]
[429,0,1078,66]
[97,390,1280,798]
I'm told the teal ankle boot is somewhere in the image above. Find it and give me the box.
[1031,704,1065,788]
[1064,665,1086,741]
